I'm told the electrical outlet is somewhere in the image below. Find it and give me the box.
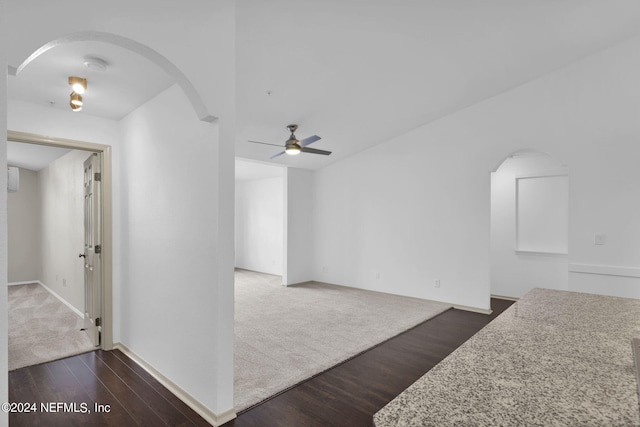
[434,279,441,288]
[595,233,606,245]
[322,266,329,273]
[375,272,381,280]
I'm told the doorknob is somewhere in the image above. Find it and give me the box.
[79,253,86,258]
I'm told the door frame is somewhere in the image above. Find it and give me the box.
[7,130,113,350]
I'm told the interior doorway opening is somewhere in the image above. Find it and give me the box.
[7,131,113,362]
[490,149,569,299]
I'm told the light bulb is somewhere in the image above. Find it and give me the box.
[72,83,85,94]
[285,146,301,155]
[69,100,82,112]
[68,77,87,94]
[70,92,83,106]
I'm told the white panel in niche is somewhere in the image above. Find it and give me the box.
[516,174,568,254]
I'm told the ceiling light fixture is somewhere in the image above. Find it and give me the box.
[70,92,83,106]
[69,100,82,112]
[69,92,83,112]
[68,76,87,112]
[68,76,87,94]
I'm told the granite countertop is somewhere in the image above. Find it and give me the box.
[374,288,640,427]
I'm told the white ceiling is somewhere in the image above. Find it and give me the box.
[7,2,640,172]
[7,141,71,171]
[235,0,640,169]
[8,40,173,120]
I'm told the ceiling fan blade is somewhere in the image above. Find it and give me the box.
[301,147,331,156]
[249,140,285,147]
[299,135,321,147]
[270,151,286,159]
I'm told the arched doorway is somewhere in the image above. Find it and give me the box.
[7,30,214,354]
[490,150,569,299]
[3,4,236,422]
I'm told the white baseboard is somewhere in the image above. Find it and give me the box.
[8,280,43,286]
[9,280,84,318]
[299,280,492,314]
[491,294,520,302]
[113,343,237,426]
[41,282,84,318]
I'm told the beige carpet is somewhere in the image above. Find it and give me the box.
[8,283,96,371]
[234,269,451,412]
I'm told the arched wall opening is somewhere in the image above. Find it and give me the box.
[6,31,235,424]
[11,31,216,123]
[8,30,217,351]
[490,149,569,299]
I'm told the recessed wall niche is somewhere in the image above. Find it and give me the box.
[490,150,569,298]
[516,172,568,255]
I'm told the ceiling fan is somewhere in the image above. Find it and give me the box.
[249,124,331,159]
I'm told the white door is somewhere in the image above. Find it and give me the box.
[82,153,102,346]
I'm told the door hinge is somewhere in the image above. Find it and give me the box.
[95,244,102,254]
[94,172,101,182]
[95,317,101,327]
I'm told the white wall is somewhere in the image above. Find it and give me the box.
[568,127,640,297]
[283,167,314,285]
[312,33,640,310]
[119,83,229,413]
[8,154,87,312]
[490,154,568,298]
[313,136,492,310]
[235,177,283,275]
[7,168,41,283]
[0,1,9,422]
[38,151,87,312]
[8,101,122,145]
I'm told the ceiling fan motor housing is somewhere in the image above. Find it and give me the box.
[286,124,301,149]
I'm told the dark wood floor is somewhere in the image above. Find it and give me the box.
[227,298,514,427]
[8,349,211,427]
[8,298,514,427]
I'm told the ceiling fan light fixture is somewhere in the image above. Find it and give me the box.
[249,124,328,159]
[285,145,301,155]
[68,76,87,94]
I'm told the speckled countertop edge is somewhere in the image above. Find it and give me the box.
[374,288,640,427]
